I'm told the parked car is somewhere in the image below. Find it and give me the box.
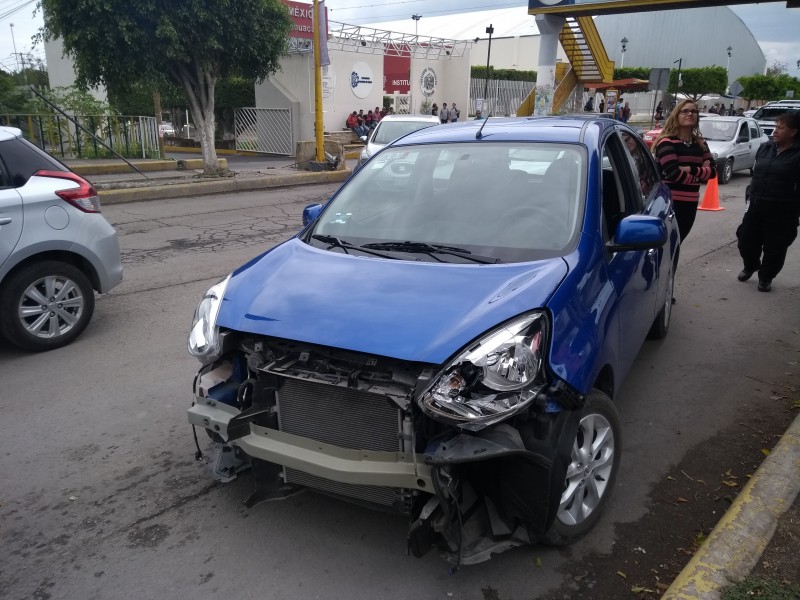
[699,116,769,183]
[752,100,800,138]
[187,116,679,564]
[0,126,123,351]
[159,122,176,137]
[357,114,441,167]
[641,124,663,148]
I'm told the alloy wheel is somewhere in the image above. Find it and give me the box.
[17,275,85,339]
[556,412,616,526]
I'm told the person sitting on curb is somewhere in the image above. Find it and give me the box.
[346,111,368,138]
[474,110,485,120]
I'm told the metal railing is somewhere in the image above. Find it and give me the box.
[469,78,537,117]
[0,113,160,159]
[235,107,294,155]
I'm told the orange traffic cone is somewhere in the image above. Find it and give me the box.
[698,175,724,211]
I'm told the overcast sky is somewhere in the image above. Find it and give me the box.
[1,2,799,77]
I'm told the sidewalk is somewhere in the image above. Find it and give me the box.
[65,155,800,598]
[64,154,353,204]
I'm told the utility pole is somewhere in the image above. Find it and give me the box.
[411,14,421,37]
[673,58,682,108]
[9,23,20,73]
[483,24,494,114]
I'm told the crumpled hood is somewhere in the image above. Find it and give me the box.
[217,239,568,364]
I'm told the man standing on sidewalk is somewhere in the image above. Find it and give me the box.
[439,103,450,124]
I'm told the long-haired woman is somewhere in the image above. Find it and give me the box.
[652,99,717,243]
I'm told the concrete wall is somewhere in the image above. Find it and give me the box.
[256,44,473,138]
[44,37,107,102]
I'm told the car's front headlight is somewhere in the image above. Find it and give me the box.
[419,313,548,431]
[188,275,231,363]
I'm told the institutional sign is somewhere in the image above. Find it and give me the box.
[419,67,438,98]
[384,45,411,94]
[350,62,374,99]
[529,0,785,16]
[283,0,328,40]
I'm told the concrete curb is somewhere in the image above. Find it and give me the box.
[70,158,228,176]
[662,412,800,599]
[97,169,352,205]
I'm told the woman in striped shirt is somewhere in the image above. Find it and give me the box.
[652,99,717,242]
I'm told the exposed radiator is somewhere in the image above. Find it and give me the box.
[276,376,405,509]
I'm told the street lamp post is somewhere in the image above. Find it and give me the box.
[411,14,421,37]
[483,24,494,114]
[673,57,682,108]
[726,46,732,93]
[620,37,628,69]
[9,23,20,73]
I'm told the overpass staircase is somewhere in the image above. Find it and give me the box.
[517,16,614,116]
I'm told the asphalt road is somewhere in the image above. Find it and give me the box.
[1,173,798,600]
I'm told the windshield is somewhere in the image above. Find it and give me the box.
[699,120,738,141]
[372,120,437,145]
[308,142,586,263]
[753,107,800,121]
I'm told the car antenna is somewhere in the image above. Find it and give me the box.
[476,116,490,139]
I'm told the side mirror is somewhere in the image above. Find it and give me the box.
[303,203,323,226]
[606,215,667,252]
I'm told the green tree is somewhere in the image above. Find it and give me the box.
[668,66,727,101]
[42,0,292,175]
[613,66,651,81]
[737,73,800,106]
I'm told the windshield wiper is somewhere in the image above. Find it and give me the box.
[310,234,399,260]
[362,241,501,264]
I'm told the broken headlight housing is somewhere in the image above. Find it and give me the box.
[188,275,230,363]
[419,312,548,431]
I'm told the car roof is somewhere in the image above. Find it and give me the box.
[391,115,614,146]
[0,126,23,142]
[700,115,751,121]
[379,114,441,123]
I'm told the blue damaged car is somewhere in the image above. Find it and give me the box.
[187,116,679,565]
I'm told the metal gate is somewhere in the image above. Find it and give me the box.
[235,108,294,155]
[392,93,412,115]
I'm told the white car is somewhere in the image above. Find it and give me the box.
[357,114,441,167]
[699,116,769,183]
[158,122,176,137]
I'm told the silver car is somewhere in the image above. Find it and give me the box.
[0,126,122,351]
[699,116,768,184]
[357,114,441,168]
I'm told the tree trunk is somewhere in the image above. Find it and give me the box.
[175,61,219,176]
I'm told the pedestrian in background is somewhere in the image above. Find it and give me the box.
[599,98,605,114]
[652,99,717,244]
[474,109,485,120]
[735,112,800,292]
[622,102,631,123]
[451,103,460,122]
[431,103,438,117]
[439,103,450,124]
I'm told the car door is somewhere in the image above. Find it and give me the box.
[747,120,766,165]
[0,145,24,273]
[602,131,660,371]
[732,121,752,170]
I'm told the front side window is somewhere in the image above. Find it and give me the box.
[309,142,586,263]
[619,131,658,201]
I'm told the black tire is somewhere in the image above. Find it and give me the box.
[0,261,95,351]
[647,266,674,340]
[543,390,621,545]
[719,158,733,184]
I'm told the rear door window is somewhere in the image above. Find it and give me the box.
[0,138,67,188]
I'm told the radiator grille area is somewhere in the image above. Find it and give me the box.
[276,376,405,509]
[285,469,399,509]
[276,377,401,452]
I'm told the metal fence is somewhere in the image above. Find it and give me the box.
[0,114,160,159]
[469,78,536,117]
[235,107,293,155]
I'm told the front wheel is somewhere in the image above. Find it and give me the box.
[543,390,621,545]
[719,158,733,184]
[0,261,95,351]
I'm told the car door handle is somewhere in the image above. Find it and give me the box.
[0,217,12,225]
